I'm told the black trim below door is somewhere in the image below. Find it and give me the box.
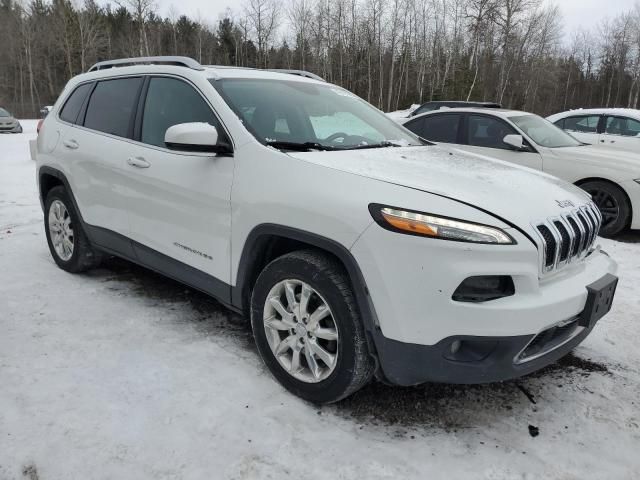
[85,224,237,313]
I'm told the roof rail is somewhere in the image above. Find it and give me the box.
[88,56,205,73]
[266,69,326,82]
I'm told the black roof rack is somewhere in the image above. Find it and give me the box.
[88,56,205,73]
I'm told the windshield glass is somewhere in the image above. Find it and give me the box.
[211,78,421,149]
[0,108,10,117]
[510,114,581,148]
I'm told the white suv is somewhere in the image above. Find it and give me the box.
[35,57,618,403]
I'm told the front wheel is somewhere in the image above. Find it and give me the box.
[580,180,631,237]
[251,250,374,404]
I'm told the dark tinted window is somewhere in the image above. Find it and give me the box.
[467,115,516,150]
[141,77,221,148]
[420,114,461,143]
[553,119,565,129]
[59,83,93,124]
[563,115,600,133]
[403,117,425,136]
[605,116,640,136]
[84,77,143,137]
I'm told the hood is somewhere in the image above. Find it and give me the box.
[546,145,640,180]
[288,145,592,229]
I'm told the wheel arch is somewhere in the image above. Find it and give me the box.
[234,224,383,377]
[233,224,380,333]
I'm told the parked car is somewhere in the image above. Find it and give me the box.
[548,108,640,153]
[35,57,618,403]
[401,108,640,237]
[0,107,23,133]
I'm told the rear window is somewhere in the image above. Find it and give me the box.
[59,83,93,124]
[84,77,143,137]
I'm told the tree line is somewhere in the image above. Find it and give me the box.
[1,0,640,118]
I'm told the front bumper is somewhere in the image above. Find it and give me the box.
[0,123,22,133]
[351,222,618,385]
[373,274,616,385]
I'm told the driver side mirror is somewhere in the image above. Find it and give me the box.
[503,134,526,151]
[165,122,233,155]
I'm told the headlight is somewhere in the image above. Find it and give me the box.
[369,204,515,244]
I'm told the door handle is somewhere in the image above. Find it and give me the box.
[63,139,79,149]
[127,157,150,168]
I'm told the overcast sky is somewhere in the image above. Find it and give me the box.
[139,0,638,41]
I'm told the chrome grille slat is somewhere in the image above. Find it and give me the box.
[533,202,601,276]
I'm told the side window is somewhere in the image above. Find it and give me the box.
[59,83,93,124]
[553,119,565,129]
[403,117,426,137]
[563,115,599,133]
[467,114,516,150]
[420,114,461,143]
[84,77,143,137]
[141,77,222,148]
[605,116,640,137]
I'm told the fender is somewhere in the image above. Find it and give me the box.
[233,224,386,377]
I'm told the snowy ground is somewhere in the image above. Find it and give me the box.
[1,122,639,479]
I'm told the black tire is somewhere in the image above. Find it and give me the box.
[579,180,631,237]
[44,186,103,273]
[251,250,374,404]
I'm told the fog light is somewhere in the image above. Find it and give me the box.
[452,275,515,303]
[450,340,462,354]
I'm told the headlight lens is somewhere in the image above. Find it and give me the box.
[370,205,515,244]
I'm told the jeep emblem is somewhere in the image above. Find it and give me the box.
[556,200,575,208]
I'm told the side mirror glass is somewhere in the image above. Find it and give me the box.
[164,122,232,155]
[503,134,525,151]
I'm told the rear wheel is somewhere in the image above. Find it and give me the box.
[251,250,374,404]
[579,180,630,237]
[44,186,103,272]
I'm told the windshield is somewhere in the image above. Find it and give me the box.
[0,108,10,117]
[510,114,581,148]
[211,78,422,150]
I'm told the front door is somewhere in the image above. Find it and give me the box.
[123,76,234,289]
[458,113,543,171]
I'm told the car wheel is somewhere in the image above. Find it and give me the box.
[251,250,374,404]
[44,186,103,272]
[580,180,631,237]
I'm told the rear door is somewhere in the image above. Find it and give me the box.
[60,76,144,238]
[600,115,640,152]
[122,75,234,289]
[458,113,543,170]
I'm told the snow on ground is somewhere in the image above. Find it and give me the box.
[1,123,639,479]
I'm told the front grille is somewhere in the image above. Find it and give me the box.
[533,203,601,274]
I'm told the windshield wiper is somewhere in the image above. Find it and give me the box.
[338,141,403,150]
[265,141,338,152]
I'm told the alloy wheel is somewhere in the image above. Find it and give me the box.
[48,199,74,261]
[263,279,339,383]
[587,188,619,230]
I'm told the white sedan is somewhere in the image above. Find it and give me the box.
[400,108,640,236]
[547,108,640,153]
